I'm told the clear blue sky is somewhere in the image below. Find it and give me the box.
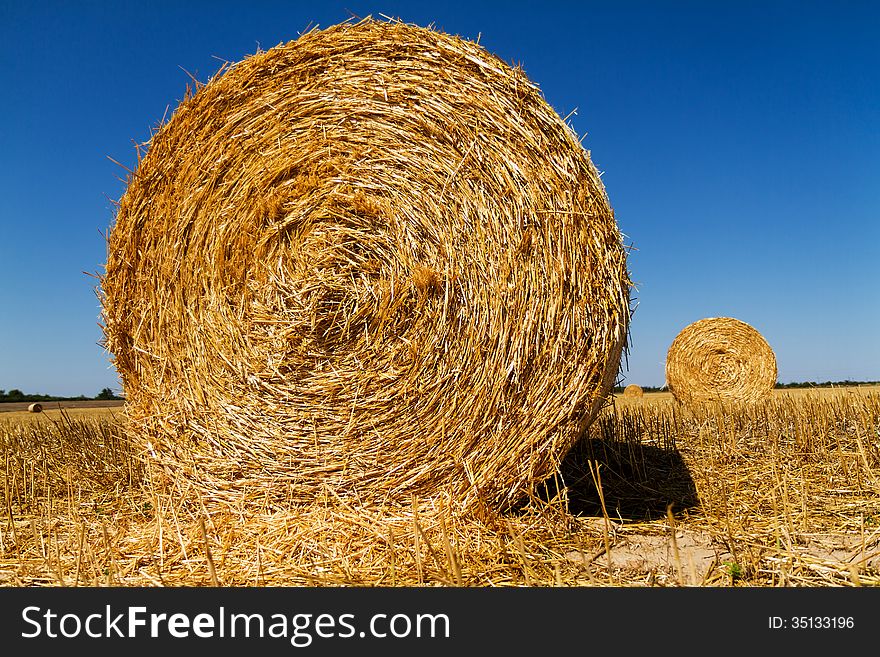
[1,0,877,396]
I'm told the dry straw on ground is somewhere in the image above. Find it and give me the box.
[3,390,878,587]
[100,18,631,512]
[623,384,644,398]
[665,317,777,405]
[27,403,42,413]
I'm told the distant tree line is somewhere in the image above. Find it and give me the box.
[773,380,880,389]
[0,388,122,403]
[613,380,879,393]
[3,381,877,402]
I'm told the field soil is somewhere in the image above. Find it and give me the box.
[0,399,125,413]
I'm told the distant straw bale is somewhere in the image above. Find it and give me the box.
[623,384,644,398]
[665,317,776,405]
[100,18,631,511]
[28,403,43,413]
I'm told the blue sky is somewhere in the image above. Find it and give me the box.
[0,0,877,396]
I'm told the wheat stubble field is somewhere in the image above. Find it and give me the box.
[1,386,877,587]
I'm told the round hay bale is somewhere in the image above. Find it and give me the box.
[28,402,43,413]
[100,18,631,511]
[665,317,776,405]
[622,384,644,398]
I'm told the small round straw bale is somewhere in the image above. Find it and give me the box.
[665,317,776,405]
[28,402,43,413]
[622,384,644,398]
[100,18,631,511]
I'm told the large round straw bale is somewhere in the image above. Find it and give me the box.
[622,384,644,398]
[665,317,776,405]
[28,402,43,413]
[100,18,631,511]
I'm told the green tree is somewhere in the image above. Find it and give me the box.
[96,388,117,400]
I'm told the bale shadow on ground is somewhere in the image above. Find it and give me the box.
[522,421,700,522]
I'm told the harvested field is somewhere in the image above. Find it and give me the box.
[0,401,124,424]
[614,385,880,407]
[1,387,877,587]
[0,400,125,414]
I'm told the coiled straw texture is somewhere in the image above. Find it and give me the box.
[101,18,631,511]
[622,384,644,398]
[666,317,776,406]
